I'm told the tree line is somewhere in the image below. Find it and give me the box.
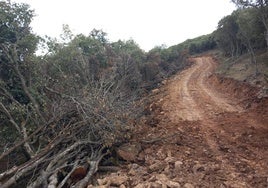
[214,1,268,57]
[177,0,268,60]
[214,0,267,75]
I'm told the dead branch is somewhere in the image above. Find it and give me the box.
[0,41,137,187]
[0,119,53,161]
[1,152,51,188]
[74,147,108,188]
[57,161,79,188]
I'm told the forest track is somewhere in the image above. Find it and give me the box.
[91,56,268,188]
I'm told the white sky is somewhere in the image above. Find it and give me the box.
[12,0,236,51]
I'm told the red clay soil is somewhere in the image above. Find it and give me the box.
[89,56,268,188]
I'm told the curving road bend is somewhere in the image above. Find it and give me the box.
[99,56,268,187]
[160,56,268,187]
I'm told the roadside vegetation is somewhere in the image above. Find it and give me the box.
[213,1,268,83]
[0,0,267,187]
[0,1,190,187]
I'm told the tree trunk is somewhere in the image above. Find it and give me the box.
[248,43,258,76]
[265,31,268,50]
[259,6,268,49]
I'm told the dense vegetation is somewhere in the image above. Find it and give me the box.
[0,1,189,187]
[0,0,267,187]
[215,2,267,57]
[214,0,268,76]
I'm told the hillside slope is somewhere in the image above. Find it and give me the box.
[215,51,268,88]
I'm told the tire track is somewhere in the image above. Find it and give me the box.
[162,56,268,186]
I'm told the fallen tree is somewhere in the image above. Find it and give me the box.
[0,72,136,187]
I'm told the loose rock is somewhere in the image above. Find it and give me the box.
[184,183,194,188]
[174,161,183,170]
[117,143,141,161]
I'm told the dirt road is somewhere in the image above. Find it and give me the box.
[92,56,268,187]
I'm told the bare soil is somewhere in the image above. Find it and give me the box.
[90,56,268,188]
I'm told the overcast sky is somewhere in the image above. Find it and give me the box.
[13,0,236,51]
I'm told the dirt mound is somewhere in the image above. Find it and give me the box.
[88,56,268,187]
[208,74,268,122]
